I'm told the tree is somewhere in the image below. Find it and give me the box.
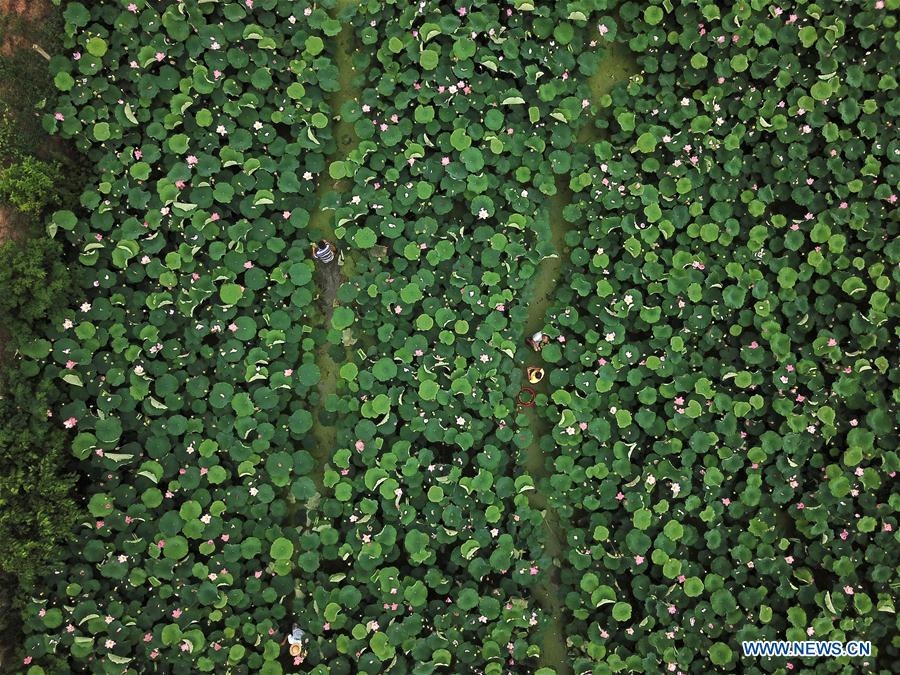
[0,157,63,217]
[0,237,71,339]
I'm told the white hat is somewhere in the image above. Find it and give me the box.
[531,331,543,342]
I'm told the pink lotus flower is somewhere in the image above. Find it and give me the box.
[186,155,198,166]
[55,112,65,121]
[63,417,78,428]
[355,440,365,451]
[634,555,645,564]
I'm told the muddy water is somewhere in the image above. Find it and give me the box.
[519,39,638,673]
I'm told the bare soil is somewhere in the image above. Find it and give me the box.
[0,0,53,56]
[0,204,27,243]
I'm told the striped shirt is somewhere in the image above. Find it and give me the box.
[314,244,334,263]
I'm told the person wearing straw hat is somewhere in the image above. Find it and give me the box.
[526,366,545,384]
[282,624,308,661]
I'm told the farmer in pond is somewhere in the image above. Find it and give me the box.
[282,624,308,662]
[527,331,551,351]
[526,366,545,384]
[311,239,335,264]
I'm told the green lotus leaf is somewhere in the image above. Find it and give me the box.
[270,537,294,560]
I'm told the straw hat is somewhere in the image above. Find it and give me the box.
[289,643,303,657]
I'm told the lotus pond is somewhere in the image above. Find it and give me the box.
[10,0,899,673]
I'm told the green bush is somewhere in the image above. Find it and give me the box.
[0,364,78,667]
[0,235,75,661]
[0,158,63,217]
[0,370,78,582]
[0,237,71,339]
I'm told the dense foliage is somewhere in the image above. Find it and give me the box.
[15,0,898,674]
[537,2,899,672]
[0,6,82,664]
[0,158,64,217]
[0,238,71,336]
[0,373,78,581]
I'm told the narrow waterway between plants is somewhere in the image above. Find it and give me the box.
[517,179,576,673]
[306,0,361,496]
[518,38,639,672]
[298,13,638,671]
